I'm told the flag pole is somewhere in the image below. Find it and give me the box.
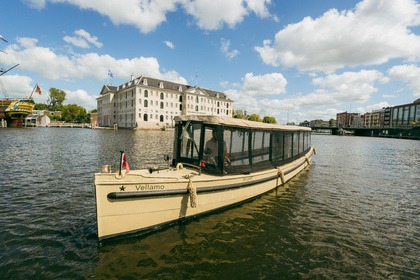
[119,151,124,176]
[29,84,38,99]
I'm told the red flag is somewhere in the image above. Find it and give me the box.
[35,85,42,95]
[121,153,130,174]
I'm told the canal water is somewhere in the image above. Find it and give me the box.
[0,128,418,279]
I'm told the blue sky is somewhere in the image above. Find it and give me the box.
[1,0,420,124]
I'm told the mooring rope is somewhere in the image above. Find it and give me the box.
[186,176,197,208]
[278,169,285,185]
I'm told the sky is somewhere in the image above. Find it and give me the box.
[1,0,420,124]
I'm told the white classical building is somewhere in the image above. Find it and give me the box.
[97,76,233,129]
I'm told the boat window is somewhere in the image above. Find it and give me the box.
[272,131,284,162]
[179,122,201,161]
[299,132,304,154]
[201,127,226,174]
[284,132,292,159]
[293,132,299,156]
[251,131,270,164]
[223,128,251,174]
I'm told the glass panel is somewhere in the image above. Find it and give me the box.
[252,131,270,164]
[203,127,223,165]
[225,128,249,166]
[293,132,299,156]
[284,132,292,159]
[299,132,304,153]
[179,122,201,160]
[416,105,420,124]
[272,131,284,161]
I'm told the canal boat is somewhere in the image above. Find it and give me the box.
[94,115,315,240]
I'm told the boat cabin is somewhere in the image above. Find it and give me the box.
[173,115,312,175]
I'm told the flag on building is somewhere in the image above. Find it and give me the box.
[35,84,42,95]
[108,69,114,78]
[0,35,8,43]
[121,152,130,174]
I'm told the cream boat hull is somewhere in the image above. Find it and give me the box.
[94,147,315,240]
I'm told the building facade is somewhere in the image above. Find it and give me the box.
[97,76,233,129]
[390,98,420,128]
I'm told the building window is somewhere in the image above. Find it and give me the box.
[160,92,164,100]
[144,100,148,107]
[144,90,148,98]
[144,114,148,121]
[160,102,164,109]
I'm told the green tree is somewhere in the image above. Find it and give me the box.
[48,88,66,111]
[61,104,87,123]
[263,116,277,124]
[34,103,48,110]
[248,113,262,122]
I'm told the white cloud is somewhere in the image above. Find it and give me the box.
[64,89,97,110]
[31,0,273,33]
[226,70,387,123]
[22,0,46,9]
[0,74,35,98]
[255,0,420,72]
[164,40,175,49]
[242,72,287,96]
[220,38,239,60]
[388,64,420,97]
[2,37,186,84]
[63,29,103,49]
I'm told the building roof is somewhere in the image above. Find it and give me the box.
[100,75,232,101]
[414,98,420,104]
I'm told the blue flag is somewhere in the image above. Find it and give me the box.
[108,69,114,78]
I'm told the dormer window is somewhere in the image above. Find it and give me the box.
[143,79,148,86]
[178,86,182,92]
[159,82,164,88]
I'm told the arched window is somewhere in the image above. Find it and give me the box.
[195,105,198,111]
[160,92,164,99]
[144,90,148,97]
[143,114,148,121]
[160,102,164,109]
[179,96,183,102]
[144,100,148,107]
[160,115,164,122]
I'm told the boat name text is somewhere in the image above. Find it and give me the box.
[135,184,165,191]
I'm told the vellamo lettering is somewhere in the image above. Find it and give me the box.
[135,184,165,191]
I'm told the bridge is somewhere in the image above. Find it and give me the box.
[310,126,420,140]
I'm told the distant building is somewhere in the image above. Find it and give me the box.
[363,109,384,128]
[25,114,50,126]
[309,119,330,127]
[336,112,360,128]
[97,76,233,129]
[390,98,420,128]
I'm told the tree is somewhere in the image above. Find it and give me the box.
[34,103,48,110]
[248,113,262,122]
[263,116,277,124]
[47,88,66,111]
[61,104,87,123]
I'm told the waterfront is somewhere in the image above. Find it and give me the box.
[0,128,419,279]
